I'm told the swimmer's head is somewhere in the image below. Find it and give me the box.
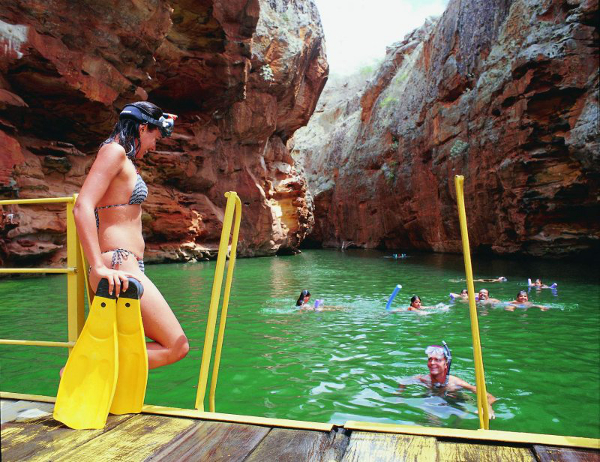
[426,341,452,375]
[516,290,528,303]
[498,276,507,282]
[105,101,166,159]
[535,279,542,286]
[296,290,311,306]
[119,102,176,137]
[410,295,421,308]
[460,289,468,295]
[478,289,489,300]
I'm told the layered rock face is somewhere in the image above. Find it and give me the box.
[0,0,327,266]
[293,0,599,257]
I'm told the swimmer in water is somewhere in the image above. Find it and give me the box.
[449,289,469,301]
[449,276,507,283]
[295,290,344,311]
[296,290,311,308]
[399,342,496,419]
[528,279,557,289]
[477,288,500,304]
[403,295,435,313]
[474,276,507,283]
[506,290,548,311]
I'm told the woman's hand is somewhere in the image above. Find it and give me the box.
[90,265,136,297]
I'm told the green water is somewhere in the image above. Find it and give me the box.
[1,250,599,438]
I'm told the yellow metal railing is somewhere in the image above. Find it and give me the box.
[0,195,86,353]
[454,175,491,429]
[195,191,242,412]
[2,192,243,413]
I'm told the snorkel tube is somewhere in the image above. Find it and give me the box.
[386,284,402,310]
[442,341,452,377]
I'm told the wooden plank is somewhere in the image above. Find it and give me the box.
[344,420,600,449]
[142,404,334,431]
[321,429,351,462]
[533,444,600,462]
[0,413,132,462]
[341,431,438,462]
[50,414,197,461]
[245,428,338,462]
[147,420,270,461]
[437,441,536,462]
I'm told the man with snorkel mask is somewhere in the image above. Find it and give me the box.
[400,342,497,419]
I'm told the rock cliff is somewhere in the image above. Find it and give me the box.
[0,0,327,266]
[292,0,599,257]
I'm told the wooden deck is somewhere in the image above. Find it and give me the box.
[2,398,599,461]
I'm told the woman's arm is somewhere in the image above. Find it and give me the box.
[73,143,134,296]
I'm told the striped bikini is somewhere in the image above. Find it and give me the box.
[95,163,148,272]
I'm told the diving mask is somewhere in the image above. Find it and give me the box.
[119,104,177,137]
[425,345,446,359]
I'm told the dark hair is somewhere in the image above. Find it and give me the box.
[517,290,528,297]
[103,101,163,159]
[460,289,468,295]
[296,290,311,306]
[410,295,421,304]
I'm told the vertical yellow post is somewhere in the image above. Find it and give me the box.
[66,194,85,353]
[195,192,237,411]
[454,175,490,429]
[209,193,242,412]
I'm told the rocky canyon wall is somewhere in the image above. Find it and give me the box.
[292,0,599,257]
[0,0,327,267]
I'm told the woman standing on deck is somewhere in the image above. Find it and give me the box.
[73,101,189,369]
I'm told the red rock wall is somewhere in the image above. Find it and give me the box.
[292,0,599,257]
[0,0,328,266]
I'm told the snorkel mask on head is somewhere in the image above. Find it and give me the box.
[425,341,453,386]
[119,104,176,137]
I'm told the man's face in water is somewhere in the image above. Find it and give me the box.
[427,355,447,375]
[478,289,489,300]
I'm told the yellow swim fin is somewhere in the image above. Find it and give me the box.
[110,278,148,415]
[53,279,118,430]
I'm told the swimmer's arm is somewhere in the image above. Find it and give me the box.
[454,377,496,418]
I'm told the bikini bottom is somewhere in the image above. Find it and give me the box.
[101,248,145,273]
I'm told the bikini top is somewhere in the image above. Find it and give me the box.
[95,169,148,228]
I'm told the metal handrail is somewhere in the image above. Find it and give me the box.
[2,192,242,413]
[0,195,86,353]
[195,191,242,412]
[454,175,491,429]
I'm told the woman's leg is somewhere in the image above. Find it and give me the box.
[101,253,190,369]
